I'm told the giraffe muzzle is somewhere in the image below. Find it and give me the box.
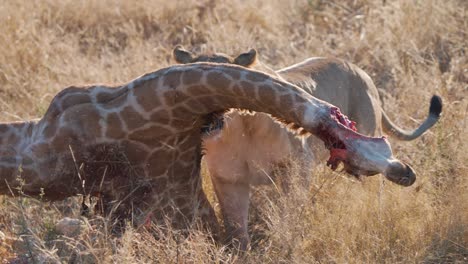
[321,108,417,186]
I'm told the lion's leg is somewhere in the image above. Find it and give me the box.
[195,187,221,238]
[212,175,251,251]
[275,142,316,193]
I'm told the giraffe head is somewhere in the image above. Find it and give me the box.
[173,45,257,67]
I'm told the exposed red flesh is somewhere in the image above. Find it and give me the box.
[327,148,347,170]
[331,107,357,132]
[321,107,357,170]
[318,107,389,172]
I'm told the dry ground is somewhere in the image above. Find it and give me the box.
[0,0,466,263]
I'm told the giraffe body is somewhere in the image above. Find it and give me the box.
[0,63,415,248]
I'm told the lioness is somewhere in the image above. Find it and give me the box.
[173,46,442,250]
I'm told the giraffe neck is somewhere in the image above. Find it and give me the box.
[0,121,40,194]
[153,63,332,135]
[146,63,398,182]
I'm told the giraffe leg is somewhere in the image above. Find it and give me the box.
[212,176,250,251]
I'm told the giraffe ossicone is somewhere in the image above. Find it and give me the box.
[0,63,415,228]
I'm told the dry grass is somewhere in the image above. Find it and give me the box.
[0,0,466,263]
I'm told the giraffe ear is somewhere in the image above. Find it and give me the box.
[233,49,257,67]
[173,45,194,64]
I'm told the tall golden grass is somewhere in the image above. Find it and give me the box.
[0,0,466,263]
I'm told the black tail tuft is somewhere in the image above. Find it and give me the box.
[429,95,442,118]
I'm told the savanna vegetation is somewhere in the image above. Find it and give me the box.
[0,0,466,263]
